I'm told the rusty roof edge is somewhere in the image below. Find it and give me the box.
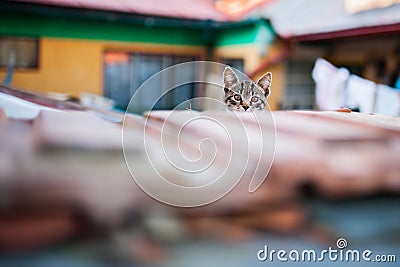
[285,22,400,42]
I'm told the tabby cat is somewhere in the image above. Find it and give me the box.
[223,67,271,111]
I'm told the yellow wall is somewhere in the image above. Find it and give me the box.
[214,44,260,73]
[0,38,206,97]
[1,37,286,110]
[254,62,285,110]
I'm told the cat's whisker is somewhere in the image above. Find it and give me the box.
[185,98,193,116]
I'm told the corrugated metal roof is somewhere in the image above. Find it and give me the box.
[261,0,400,39]
[14,0,230,21]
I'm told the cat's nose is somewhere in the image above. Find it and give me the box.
[243,105,249,111]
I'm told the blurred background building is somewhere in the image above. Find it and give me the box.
[0,0,400,111]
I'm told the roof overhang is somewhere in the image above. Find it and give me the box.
[288,23,400,42]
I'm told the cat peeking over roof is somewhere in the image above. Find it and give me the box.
[223,67,271,111]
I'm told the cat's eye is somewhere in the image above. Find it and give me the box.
[251,96,259,102]
[234,94,241,101]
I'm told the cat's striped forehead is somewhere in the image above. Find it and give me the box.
[229,80,264,96]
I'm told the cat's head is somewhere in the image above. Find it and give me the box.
[223,67,271,111]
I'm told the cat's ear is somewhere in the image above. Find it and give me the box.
[223,67,239,91]
[257,72,272,97]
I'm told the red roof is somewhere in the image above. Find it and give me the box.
[16,0,231,21]
[12,0,400,39]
